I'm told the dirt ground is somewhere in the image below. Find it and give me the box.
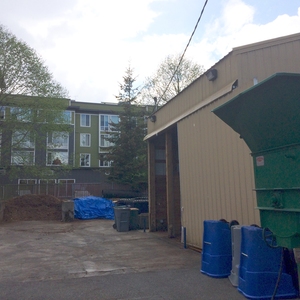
[2,194,63,222]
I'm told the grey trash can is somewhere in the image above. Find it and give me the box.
[114,206,130,232]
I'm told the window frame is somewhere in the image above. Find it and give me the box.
[0,106,5,119]
[100,114,119,132]
[10,107,33,122]
[47,131,69,150]
[100,133,114,148]
[46,150,69,166]
[80,153,91,167]
[80,133,91,147]
[11,150,35,166]
[99,153,112,167]
[80,114,91,127]
[12,130,35,149]
[18,179,37,185]
[58,179,75,184]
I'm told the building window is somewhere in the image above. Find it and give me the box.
[100,134,114,147]
[47,132,69,149]
[58,179,75,184]
[100,114,119,131]
[80,114,91,127]
[18,179,37,185]
[11,151,35,165]
[39,179,56,184]
[80,153,90,167]
[62,111,72,124]
[0,106,5,119]
[12,130,35,149]
[46,132,69,166]
[99,154,111,167]
[11,130,35,166]
[10,107,33,122]
[80,133,91,147]
[47,151,68,166]
[42,110,74,124]
[53,111,73,124]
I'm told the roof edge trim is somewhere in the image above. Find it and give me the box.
[144,79,238,141]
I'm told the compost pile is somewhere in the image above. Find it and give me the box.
[2,194,63,222]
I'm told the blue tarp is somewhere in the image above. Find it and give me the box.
[74,196,115,220]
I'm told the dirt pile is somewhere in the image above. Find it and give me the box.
[2,194,63,222]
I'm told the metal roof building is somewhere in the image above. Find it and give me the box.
[144,32,300,249]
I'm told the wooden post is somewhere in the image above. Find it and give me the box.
[148,140,157,232]
[166,131,175,238]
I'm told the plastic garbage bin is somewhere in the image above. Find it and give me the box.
[229,225,242,286]
[114,206,130,232]
[238,226,297,299]
[201,220,232,278]
[129,208,139,230]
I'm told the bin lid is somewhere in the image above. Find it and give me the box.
[212,73,300,153]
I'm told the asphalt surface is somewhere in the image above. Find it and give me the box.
[0,220,258,299]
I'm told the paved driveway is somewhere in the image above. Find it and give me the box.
[0,219,248,299]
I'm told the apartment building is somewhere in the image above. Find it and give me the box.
[0,95,151,196]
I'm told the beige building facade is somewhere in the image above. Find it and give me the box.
[145,32,300,249]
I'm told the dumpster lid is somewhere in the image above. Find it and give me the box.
[212,73,300,153]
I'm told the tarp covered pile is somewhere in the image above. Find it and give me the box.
[74,196,114,220]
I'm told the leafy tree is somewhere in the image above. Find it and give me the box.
[0,25,71,180]
[0,25,68,97]
[105,66,149,191]
[141,54,205,106]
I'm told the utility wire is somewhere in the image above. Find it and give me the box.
[159,0,209,103]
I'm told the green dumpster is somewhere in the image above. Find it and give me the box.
[213,73,300,248]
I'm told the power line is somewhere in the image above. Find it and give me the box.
[159,0,209,103]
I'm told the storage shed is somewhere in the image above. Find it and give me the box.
[144,32,300,249]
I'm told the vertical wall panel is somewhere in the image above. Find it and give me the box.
[178,102,259,248]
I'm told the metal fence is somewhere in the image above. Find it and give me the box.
[0,182,133,202]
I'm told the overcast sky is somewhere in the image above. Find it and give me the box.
[1,0,300,103]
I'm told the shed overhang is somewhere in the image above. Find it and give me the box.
[144,79,238,141]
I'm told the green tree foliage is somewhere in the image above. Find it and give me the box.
[0,25,68,97]
[0,25,71,179]
[105,66,148,191]
[141,54,205,106]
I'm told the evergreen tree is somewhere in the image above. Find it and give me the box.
[105,66,148,191]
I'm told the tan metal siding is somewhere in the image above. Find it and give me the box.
[178,100,259,249]
[237,38,300,87]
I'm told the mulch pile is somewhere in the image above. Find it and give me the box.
[2,194,63,222]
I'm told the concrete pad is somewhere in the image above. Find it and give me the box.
[0,219,270,299]
[0,219,198,282]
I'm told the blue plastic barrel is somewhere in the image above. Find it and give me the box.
[201,220,232,278]
[238,226,298,299]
